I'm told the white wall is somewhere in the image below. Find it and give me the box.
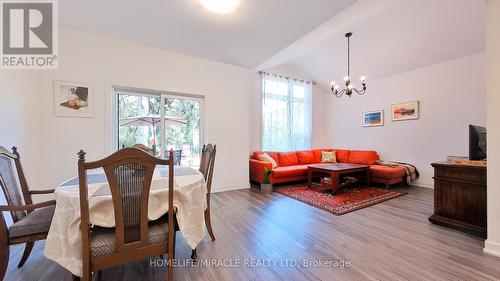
[5,28,252,192]
[0,72,42,212]
[484,0,500,257]
[328,53,486,187]
[0,72,42,185]
[249,65,334,152]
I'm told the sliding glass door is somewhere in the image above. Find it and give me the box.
[117,90,203,167]
[160,95,203,167]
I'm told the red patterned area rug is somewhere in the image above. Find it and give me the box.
[275,185,406,215]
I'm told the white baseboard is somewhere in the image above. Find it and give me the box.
[413,180,434,188]
[212,183,250,193]
[484,240,500,257]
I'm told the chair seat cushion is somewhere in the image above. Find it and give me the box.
[370,165,406,179]
[90,220,170,257]
[272,165,309,179]
[8,205,55,238]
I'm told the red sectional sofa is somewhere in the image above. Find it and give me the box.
[249,149,406,188]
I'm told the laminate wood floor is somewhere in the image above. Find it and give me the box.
[5,186,500,281]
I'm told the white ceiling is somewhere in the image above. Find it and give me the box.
[258,0,486,89]
[59,0,357,68]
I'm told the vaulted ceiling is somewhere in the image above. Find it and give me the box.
[59,0,357,68]
[257,0,486,89]
[60,0,486,86]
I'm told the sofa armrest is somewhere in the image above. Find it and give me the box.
[249,159,273,183]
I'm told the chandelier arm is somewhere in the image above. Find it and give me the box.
[353,88,367,95]
[334,88,347,98]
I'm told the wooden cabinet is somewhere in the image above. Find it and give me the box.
[429,162,487,237]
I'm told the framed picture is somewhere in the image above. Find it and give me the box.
[363,110,384,127]
[53,81,94,118]
[391,101,419,121]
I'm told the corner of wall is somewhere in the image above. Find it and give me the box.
[484,240,500,257]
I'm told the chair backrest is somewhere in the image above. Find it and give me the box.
[199,144,216,193]
[131,144,154,155]
[78,148,174,253]
[0,146,32,222]
[173,150,182,165]
[163,149,182,165]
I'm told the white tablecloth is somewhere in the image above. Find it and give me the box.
[44,166,207,277]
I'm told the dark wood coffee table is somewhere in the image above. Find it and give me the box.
[307,163,371,194]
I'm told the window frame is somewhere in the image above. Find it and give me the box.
[110,86,205,161]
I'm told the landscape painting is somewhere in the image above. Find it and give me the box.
[392,101,419,121]
[363,110,384,127]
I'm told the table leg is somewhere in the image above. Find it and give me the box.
[331,172,340,194]
[308,169,312,188]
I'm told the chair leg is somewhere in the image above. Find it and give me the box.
[167,261,173,281]
[167,230,175,280]
[0,243,9,281]
[82,270,91,281]
[172,232,176,259]
[191,248,197,260]
[204,207,215,241]
[17,241,34,268]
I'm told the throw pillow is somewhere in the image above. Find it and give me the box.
[321,150,337,163]
[258,153,278,168]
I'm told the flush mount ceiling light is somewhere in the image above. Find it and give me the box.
[199,0,240,14]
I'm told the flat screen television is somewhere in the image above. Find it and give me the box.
[469,125,486,160]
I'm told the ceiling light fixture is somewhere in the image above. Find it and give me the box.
[331,32,367,98]
[199,0,239,14]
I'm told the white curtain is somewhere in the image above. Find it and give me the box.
[261,73,312,152]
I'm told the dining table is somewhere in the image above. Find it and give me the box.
[44,165,207,277]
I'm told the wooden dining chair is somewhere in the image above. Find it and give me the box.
[190,144,216,260]
[131,144,155,155]
[199,144,216,241]
[0,146,56,280]
[76,148,176,281]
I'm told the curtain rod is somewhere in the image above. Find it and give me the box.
[258,71,316,85]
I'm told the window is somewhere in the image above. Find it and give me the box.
[261,73,312,151]
[114,88,204,167]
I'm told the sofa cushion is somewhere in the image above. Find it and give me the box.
[252,151,279,166]
[272,165,309,179]
[348,150,379,165]
[296,151,315,164]
[335,149,351,163]
[312,149,334,163]
[370,165,406,179]
[278,152,299,167]
[321,151,337,163]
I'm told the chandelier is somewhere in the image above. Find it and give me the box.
[330,32,367,97]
